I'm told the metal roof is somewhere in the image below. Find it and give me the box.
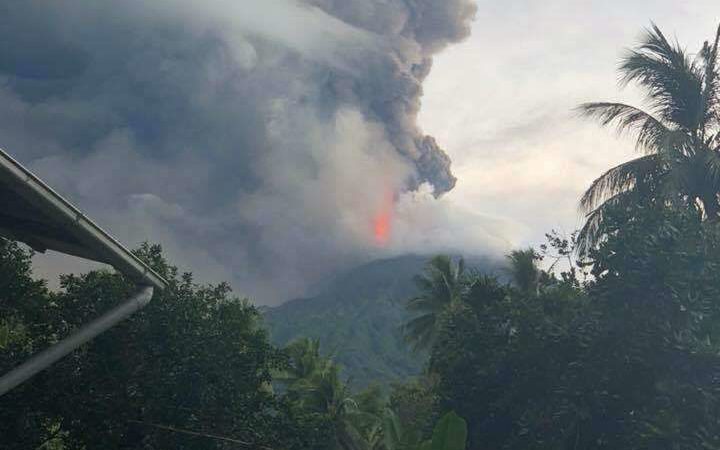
[0,147,166,290]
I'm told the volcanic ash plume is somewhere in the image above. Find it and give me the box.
[0,0,487,303]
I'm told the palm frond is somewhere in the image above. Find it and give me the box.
[405,295,440,313]
[577,190,638,255]
[702,147,720,185]
[700,24,720,131]
[404,255,466,350]
[577,102,670,152]
[506,249,540,294]
[403,313,436,351]
[578,23,720,243]
[381,408,403,450]
[620,24,704,130]
[580,154,663,213]
[428,255,453,279]
[412,274,435,293]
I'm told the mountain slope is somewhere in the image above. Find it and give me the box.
[263,254,498,388]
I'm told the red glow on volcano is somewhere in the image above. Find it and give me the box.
[374,212,391,245]
[373,192,395,246]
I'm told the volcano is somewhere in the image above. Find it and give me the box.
[263,253,501,388]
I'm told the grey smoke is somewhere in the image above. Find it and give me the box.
[0,0,506,304]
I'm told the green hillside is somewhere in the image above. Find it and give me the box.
[264,254,497,388]
[264,255,426,388]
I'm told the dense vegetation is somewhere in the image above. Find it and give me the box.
[264,255,429,388]
[264,255,500,388]
[4,21,720,450]
[0,242,333,449]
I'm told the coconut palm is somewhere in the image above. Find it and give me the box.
[295,362,365,450]
[278,338,324,383]
[577,23,720,251]
[403,255,467,351]
[506,248,541,296]
[281,339,375,450]
[364,407,421,450]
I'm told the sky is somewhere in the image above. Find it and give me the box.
[419,0,720,247]
[4,1,720,304]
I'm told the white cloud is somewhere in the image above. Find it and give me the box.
[419,0,720,247]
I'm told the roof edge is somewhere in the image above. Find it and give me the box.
[0,148,167,290]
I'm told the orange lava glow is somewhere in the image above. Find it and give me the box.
[373,192,395,246]
[374,212,391,245]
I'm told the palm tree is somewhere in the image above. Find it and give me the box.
[281,339,373,450]
[364,407,421,450]
[403,255,467,351]
[278,338,324,383]
[295,362,365,450]
[577,23,720,251]
[506,248,541,296]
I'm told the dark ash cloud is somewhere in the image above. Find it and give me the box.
[0,0,489,303]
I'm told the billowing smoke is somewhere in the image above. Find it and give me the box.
[0,0,507,303]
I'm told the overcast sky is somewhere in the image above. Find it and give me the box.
[420,0,719,247]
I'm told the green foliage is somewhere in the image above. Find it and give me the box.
[406,412,467,450]
[506,248,541,295]
[429,256,588,449]
[277,337,467,450]
[389,377,438,443]
[0,239,61,449]
[427,412,467,450]
[278,337,326,384]
[397,25,720,450]
[416,203,720,449]
[578,204,720,449]
[404,256,467,351]
[265,256,436,388]
[0,240,331,450]
[282,339,382,450]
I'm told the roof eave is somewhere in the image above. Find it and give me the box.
[0,148,167,291]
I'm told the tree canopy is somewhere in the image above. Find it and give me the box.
[0,241,331,450]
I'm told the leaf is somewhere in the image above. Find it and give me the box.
[417,440,432,450]
[430,412,468,450]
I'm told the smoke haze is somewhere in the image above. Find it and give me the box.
[1,0,510,303]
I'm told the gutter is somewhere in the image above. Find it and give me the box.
[0,287,155,396]
[0,148,168,396]
[0,148,166,290]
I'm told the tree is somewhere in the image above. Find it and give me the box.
[388,378,438,447]
[506,248,541,296]
[281,338,377,450]
[578,23,720,250]
[403,256,467,351]
[277,337,325,385]
[567,204,720,449]
[424,204,720,449]
[428,259,588,450]
[0,241,331,450]
[420,411,467,450]
[0,239,62,449]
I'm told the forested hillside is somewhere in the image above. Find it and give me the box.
[265,255,428,388]
[264,255,502,387]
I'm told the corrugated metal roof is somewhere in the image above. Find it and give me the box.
[0,148,166,290]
